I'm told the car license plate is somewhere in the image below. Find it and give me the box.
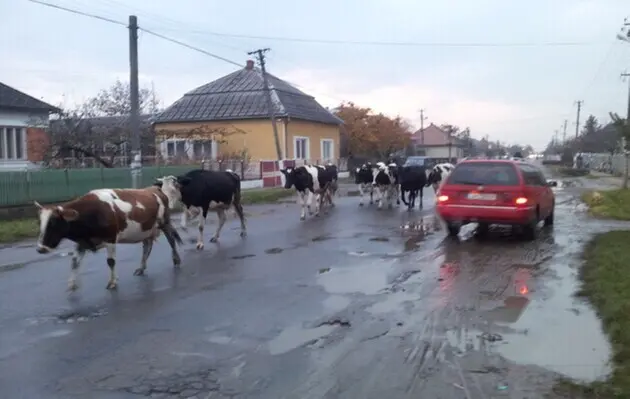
[467,192,496,201]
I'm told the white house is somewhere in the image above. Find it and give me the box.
[0,82,59,170]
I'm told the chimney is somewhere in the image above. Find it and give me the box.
[245,60,255,70]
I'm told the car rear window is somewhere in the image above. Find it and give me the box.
[447,162,520,186]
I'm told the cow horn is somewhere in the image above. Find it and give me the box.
[33,200,43,209]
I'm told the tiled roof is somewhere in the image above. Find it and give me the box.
[412,124,465,147]
[0,82,60,112]
[155,63,343,126]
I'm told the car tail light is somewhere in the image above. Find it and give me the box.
[515,197,528,205]
[437,195,449,202]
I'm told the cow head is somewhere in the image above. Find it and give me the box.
[34,201,79,253]
[426,167,442,187]
[280,168,301,189]
[156,175,191,209]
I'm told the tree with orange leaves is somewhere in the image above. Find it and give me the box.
[334,102,411,158]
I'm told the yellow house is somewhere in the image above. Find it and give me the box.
[154,60,343,163]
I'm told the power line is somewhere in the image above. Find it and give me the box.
[152,28,599,48]
[26,0,126,26]
[139,28,244,68]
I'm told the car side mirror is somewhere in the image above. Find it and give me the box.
[547,180,558,187]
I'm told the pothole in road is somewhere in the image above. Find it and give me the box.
[312,235,334,242]
[265,247,284,254]
[56,307,108,323]
[231,254,256,260]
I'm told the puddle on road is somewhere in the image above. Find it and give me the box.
[316,261,397,295]
[267,324,337,355]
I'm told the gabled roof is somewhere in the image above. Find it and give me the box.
[155,61,343,126]
[0,82,60,113]
[411,123,465,147]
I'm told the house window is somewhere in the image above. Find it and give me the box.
[166,140,187,157]
[192,140,213,158]
[294,137,309,159]
[321,139,334,162]
[0,127,26,160]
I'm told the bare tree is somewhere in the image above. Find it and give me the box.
[31,80,162,168]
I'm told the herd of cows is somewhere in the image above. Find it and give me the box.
[32,161,453,291]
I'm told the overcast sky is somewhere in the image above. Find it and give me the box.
[2,0,629,150]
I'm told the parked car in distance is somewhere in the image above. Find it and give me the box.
[435,159,557,240]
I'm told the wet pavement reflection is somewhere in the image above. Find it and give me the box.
[0,175,624,398]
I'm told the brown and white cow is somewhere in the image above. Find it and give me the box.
[34,187,183,291]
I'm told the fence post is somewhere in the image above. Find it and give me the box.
[240,160,245,179]
[25,169,32,202]
[64,168,71,197]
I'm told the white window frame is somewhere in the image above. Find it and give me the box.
[293,136,310,160]
[161,138,217,160]
[0,126,27,161]
[320,139,334,162]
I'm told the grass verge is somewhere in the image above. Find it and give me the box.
[582,189,630,220]
[0,218,39,244]
[0,187,295,243]
[552,231,630,398]
[555,166,591,177]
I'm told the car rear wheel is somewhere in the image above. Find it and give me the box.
[446,223,460,237]
[476,223,489,238]
[521,219,538,240]
[544,205,554,226]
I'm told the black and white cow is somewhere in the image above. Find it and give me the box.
[427,163,455,193]
[398,164,428,210]
[354,162,377,206]
[280,164,337,220]
[372,162,400,209]
[155,169,247,250]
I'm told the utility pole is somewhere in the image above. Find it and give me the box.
[574,100,583,140]
[248,48,283,160]
[562,119,568,145]
[128,15,141,188]
[554,129,559,147]
[621,71,630,188]
[418,109,427,145]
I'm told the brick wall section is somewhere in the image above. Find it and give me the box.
[26,127,49,162]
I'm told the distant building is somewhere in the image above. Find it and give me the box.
[411,123,465,160]
[0,82,59,169]
[154,59,343,162]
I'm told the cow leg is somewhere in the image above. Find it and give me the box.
[134,238,154,276]
[105,244,118,290]
[376,186,384,210]
[180,206,189,231]
[233,201,247,238]
[299,191,308,220]
[358,184,365,206]
[313,193,322,216]
[306,191,315,216]
[369,186,374,205]
[210,209,227,243]
[387,187,394,209]
[396,185,401,205]
[419,187,424,209]
[162,228,182,268]
[67,247,86,291]
[196,210,208,250]
[409,190,415,210]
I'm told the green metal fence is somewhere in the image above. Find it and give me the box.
[0,166,199,207]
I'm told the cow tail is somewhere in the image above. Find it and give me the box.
[228,172,246,223]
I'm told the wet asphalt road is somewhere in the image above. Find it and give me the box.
[0,173,621,399]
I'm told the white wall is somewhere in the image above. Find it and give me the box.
[424,146,463,159]
[0,110,48,170]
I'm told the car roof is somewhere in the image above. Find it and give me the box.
[457,158,534,166]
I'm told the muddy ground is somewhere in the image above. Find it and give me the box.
[0,171,622,398]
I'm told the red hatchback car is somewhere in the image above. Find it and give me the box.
[435,159,557,240]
